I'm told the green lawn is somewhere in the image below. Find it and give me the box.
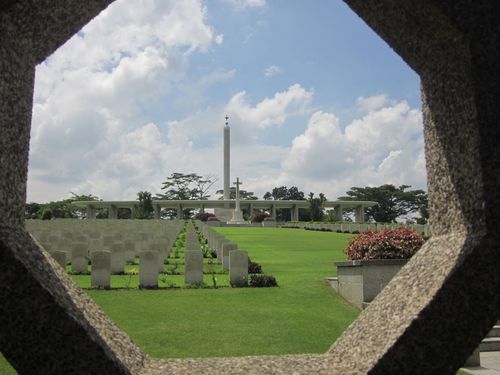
[0,227,475,373]
[85,228,358,358]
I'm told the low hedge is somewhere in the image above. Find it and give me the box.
[346,228,424,260]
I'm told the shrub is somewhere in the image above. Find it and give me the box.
[249,274,278,287]
[250,212,269,223]
[194,212,216,222]
[40,207,53,220]
[248,259,262,274]
[345,228,424,260]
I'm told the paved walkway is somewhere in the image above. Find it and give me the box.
[463,353,500,374]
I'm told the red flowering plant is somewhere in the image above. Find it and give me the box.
[345,228,424,260]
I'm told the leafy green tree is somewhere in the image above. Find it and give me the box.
[287,186,306,200]
[216,187,258,200]
[264,186,287,200]
[308,192,327,221]
[156,173,217,219]
[263,186,305,200]
[338,184,427,223]
[117,208,131,219]
[263,186,306,221]
[157,173,217,200]
[25,202,42,219]
[134,191,154,219]
[25,193,102,219]
[69,193,103,218]
[416,195,429,224]
[40,207,53,220]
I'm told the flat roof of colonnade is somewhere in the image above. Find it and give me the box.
[74,199,377,210]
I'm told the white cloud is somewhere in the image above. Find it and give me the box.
[226,84,313,129]
[264,64,283,77]
[276,97,425,199]
[222,0,266,10]
[27,1,425,207]
[356,94,389,112]
[215,34,224,44]
[25,0,425,206]
[175,68,236,110]
[28,0,222,202]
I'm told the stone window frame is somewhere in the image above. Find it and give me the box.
[1,1,498,374]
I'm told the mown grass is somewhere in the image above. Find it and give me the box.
[84,228,358,358]
[0,226,475,373]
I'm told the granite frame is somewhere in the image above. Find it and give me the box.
[1,1,499,374]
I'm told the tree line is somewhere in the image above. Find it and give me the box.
[26,172,428,223]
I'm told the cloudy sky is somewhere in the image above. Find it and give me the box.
[27,0,426,203]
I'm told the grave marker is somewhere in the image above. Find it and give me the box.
[91,251,111,288]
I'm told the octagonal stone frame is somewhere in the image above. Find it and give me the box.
[1,1,499,374]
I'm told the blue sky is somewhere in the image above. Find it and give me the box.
[27,0,426,203]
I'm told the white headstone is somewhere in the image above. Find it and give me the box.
[123,240,136,263]
[222,242,238,271]
[110,242,125,274]
[71,243,88,274]
[140,251,159,288]
[184,250,203,284]
[91,251,111,288]
[229,250,248,287]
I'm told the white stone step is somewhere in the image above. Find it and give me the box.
[487,325,500,338]
[480,338,500,352]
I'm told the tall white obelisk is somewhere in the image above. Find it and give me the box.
[223,115,230,200]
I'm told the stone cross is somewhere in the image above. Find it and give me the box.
[233,177,242,211]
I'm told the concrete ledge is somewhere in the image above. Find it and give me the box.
[335,259,409,267]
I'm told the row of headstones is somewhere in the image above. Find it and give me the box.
[183,222,204,284]
[26,219,184,254]
[195,220,248,287]
[28,220,184,266]
[51,248,163,288]
[49,238,175,275]
[29,220,184,288]
[27,219,183,237]
[283,222,430,237]
[26,218,184,234]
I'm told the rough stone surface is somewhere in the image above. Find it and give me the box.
[1,1,499,374]
[327,1,500,374]
[0,227,146,374]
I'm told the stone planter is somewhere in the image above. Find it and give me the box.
[334,259,408,309]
